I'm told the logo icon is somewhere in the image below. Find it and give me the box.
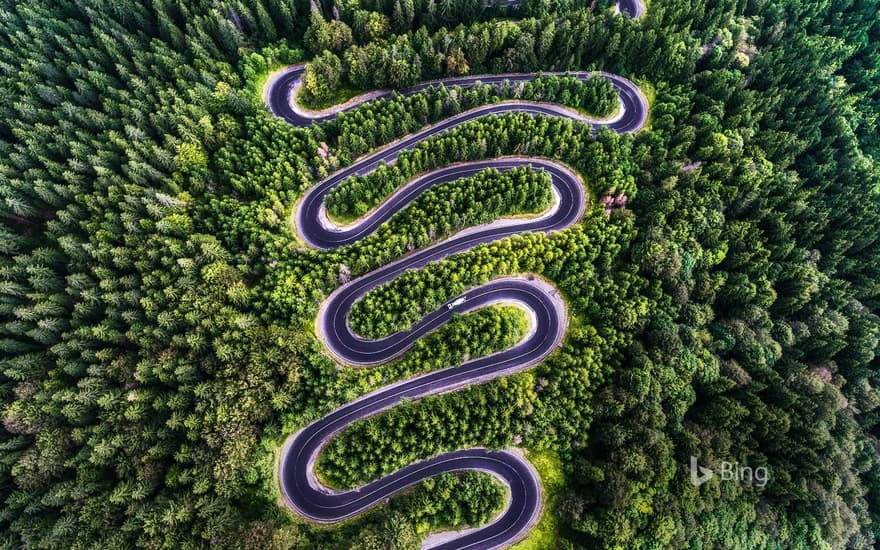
[690,456,713,486]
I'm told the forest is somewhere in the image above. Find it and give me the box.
[1,0,880,548]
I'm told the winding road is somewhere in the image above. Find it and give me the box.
[268,71,645,135]
[270,9,647,549]
[617,0,645,19]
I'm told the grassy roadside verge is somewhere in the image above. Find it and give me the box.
[298,84,366,111]
[239,40,304,103]
[252,61,288,102]
[635,77,656,129]
[512,450,566,550]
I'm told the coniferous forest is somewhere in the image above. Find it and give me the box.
[2,0,880,548]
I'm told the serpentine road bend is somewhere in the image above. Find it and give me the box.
[491,0,644,17]
[271,22,647,550]
[268,71,646,134]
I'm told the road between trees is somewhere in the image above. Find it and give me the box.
[267,69,647,134]
[270,25,648,550]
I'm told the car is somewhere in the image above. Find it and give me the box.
[447,296,467,310]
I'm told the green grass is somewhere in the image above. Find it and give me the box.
[512,450,566,550]
[252,62,287,104]
[635,78,656,130]
[298,85,365,111]
[323,208,359,226]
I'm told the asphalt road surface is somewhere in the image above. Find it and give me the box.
[618,0,645,19]
[271,30,648,550]
[485,0,643,16]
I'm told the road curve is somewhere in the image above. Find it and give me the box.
[272,52,647,550]
[494,0,644,18]
[617,0,645,19]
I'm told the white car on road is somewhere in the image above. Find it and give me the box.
[448,297,467,310]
